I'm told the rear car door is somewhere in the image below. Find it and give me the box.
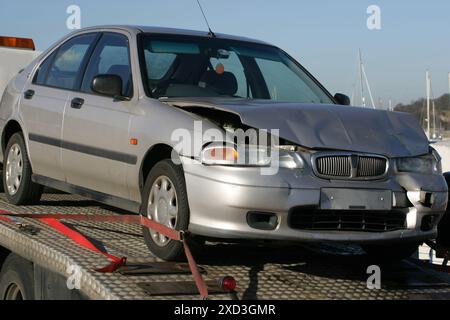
[22,33,98,181]
[62,32,135,200]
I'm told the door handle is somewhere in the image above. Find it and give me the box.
[24,90,35,100]
[71,97,84,109]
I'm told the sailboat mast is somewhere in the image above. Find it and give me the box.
[362,65,376,109]
[426,71,431,139]
[359,49,365,107]
[358,49,376,109]
[446,72,450,138]
[433,100,436,138]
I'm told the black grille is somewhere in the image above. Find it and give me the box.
[357,156,387,177]
[316,156,351,177]
[314,154,387,179]
[289,208,407,233]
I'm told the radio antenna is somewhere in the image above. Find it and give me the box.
[196,0,216,37]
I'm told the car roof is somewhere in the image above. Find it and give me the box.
[78,25,272,46]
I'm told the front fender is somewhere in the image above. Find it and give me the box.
[126,98,223,203]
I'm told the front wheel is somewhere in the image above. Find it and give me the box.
[362,242,420,262]
[0,163,4,193]
[141,160,190,261]
[437,172,450,247]
[3,133,43,205]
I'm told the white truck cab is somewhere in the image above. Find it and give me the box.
[0,37,40,100]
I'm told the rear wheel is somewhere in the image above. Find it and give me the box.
[0,254,34,300]
[3,133,42,205]
[141,160,190,261]
[362,242,420,262]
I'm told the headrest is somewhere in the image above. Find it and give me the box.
[200,70,238,96]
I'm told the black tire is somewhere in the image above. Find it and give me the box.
[437,173,450,247]
[3,133,43,205]
[362,242,420,262]
[0,163,4,193]
[0,254,35,300]
[141,160,190,261]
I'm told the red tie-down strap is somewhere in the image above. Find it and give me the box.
[0,210,209,299]
[0,216,12,223]
[0,211,127,272]
[40,218,127,273]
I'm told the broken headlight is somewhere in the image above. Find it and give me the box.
[201,143,304,169]
[396,148,442,175]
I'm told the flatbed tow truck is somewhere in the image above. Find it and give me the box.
[1,36,450,301]
[0,189,450,300]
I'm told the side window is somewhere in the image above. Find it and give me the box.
[44,34,97,90]
[210,52,250,98]
[81,33,132,97]
[33,51,56,85]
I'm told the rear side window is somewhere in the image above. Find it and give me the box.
[39,34,97,90]
[81,33,132,97]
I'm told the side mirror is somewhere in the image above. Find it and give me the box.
[91,75,127,100]
[334,93,351,106]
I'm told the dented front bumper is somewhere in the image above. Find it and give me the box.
[182,157,448,243]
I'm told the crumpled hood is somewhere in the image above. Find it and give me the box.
[165,97,429,158]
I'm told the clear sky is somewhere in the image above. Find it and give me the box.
[1,0,449,106]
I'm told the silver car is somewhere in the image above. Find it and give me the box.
[0,25,447,261]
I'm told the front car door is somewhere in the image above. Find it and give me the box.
[62,32,136,203]
[22,33,98,181]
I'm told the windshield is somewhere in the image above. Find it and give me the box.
[139,34,334,104]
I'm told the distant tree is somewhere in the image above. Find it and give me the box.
[394,94,450,131]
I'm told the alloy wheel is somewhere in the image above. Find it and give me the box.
[5,143,23,196]
[147,175,178,247]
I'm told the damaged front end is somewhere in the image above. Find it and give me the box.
[164,97,448,242]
